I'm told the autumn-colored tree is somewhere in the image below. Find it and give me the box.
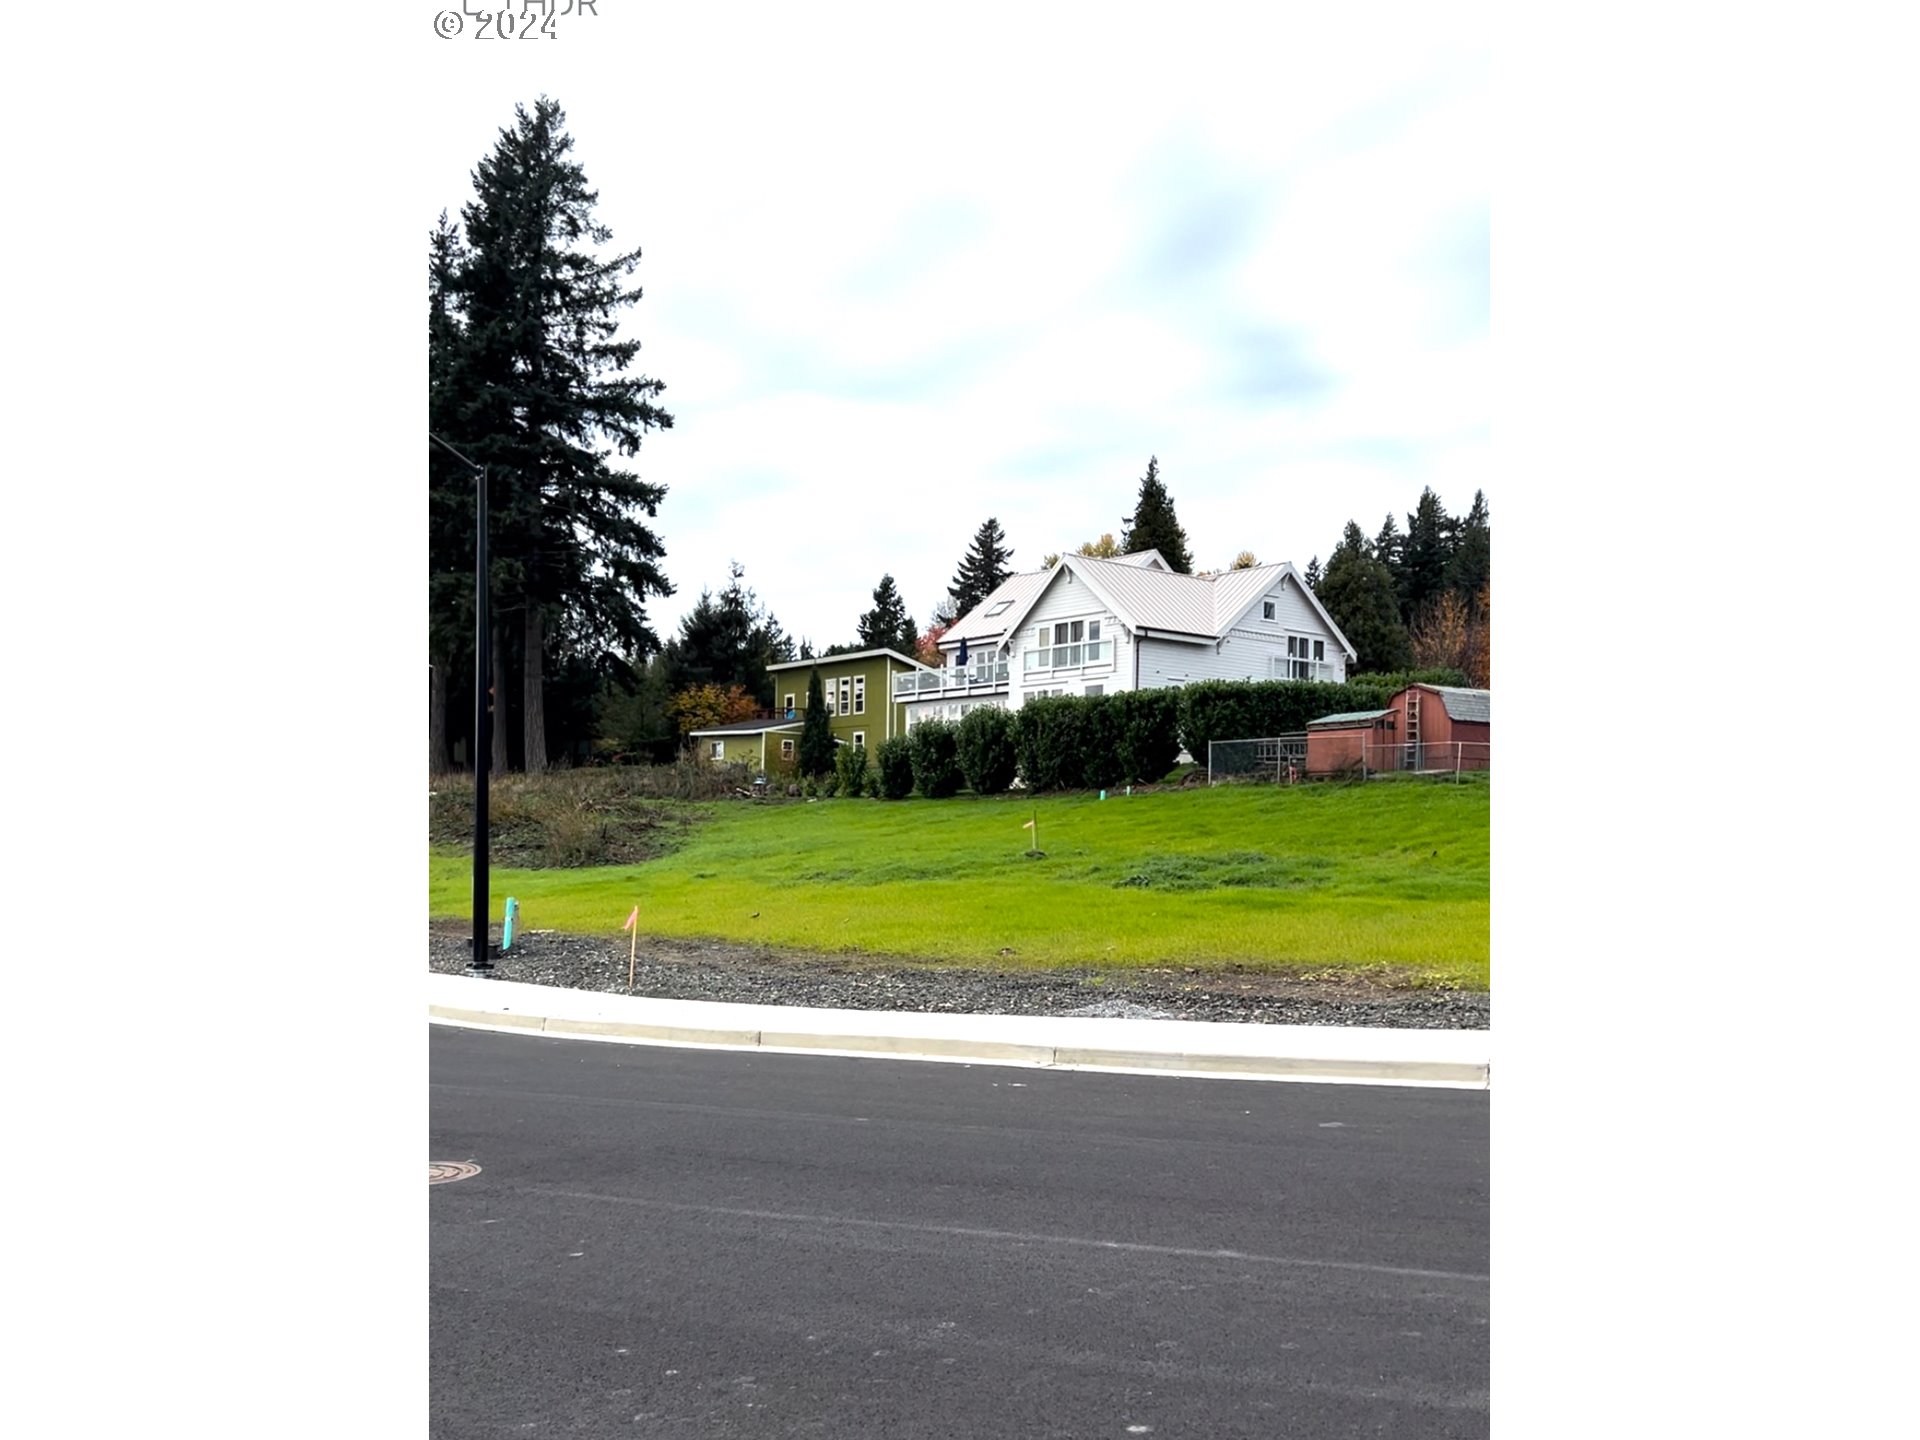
[666,682,757,736]
[1471,584,1490,687]
[917,622,951,666]
[1411,591,1490,687]
[1076,533,1121,558]
[1230,550,1259,570]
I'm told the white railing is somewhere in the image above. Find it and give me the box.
[892,662,1011,699]
[1275,660,1341,683]
[1021,639,1113,673]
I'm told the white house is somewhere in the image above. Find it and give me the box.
[894,549,1358,727]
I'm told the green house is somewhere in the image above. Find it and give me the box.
[686,718,805,774]
[765,648,926,753]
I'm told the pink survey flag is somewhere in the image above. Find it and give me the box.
[622,905,638,930]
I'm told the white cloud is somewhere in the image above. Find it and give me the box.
[420,8,1488,646]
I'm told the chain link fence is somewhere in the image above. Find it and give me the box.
[1208,735,1490,783]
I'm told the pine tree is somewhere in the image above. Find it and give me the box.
[446,96,673,772]
[1120,457,1193,573]
[1401,487,1455,626]
[1304,555,1323,592]
[947,518,1015,620]
[857,574,919,654]
[798,668,835,778]
[1318,522,1412,672]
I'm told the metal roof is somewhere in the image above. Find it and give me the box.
[765,647,927,673]
[943,569,1054,644]
[1307,709,1395,728]
[685,718,805,736]
[1067,554,1218,635]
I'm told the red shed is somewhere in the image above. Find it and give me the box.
[1386,684,1490,771]
[1305,709,1397,777]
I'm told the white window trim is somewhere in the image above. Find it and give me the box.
[853,675,866,714]
[710,741,724,760]
[851,730,865,748]
[780,738,794,758]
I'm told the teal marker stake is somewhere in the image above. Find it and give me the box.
[1100,790,1106,801]
[501,896,518,952]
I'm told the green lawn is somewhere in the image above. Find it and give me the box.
[429,778,1489,988]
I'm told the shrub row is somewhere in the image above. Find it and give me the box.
[841,678,1444,798]
[1175,679,1400,759]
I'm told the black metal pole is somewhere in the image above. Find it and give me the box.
[469,462,493,975]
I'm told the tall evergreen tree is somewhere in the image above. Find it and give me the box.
[1120,457,1193,573]
[797,668,835,777]
[446,96,673,772]
[1304,555,1323,592]
[1444,490,1490,610]
[663,562,791,707]
[946,518,1015,620]
[1318,522,1412,672]
[856,574,919,654]
[1373,512,1407,625]
[1401,486,1455,626]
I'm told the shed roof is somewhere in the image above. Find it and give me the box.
[1307,709,1396,728]
[1409,685,1491,723]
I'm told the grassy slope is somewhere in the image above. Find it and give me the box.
[429,779,1489,988]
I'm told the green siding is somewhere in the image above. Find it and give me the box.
[770,653,917,750]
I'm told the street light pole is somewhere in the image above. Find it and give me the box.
[431,432,494,976]
[470,460,492,975]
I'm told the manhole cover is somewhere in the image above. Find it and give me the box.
[430,1161,482,1185]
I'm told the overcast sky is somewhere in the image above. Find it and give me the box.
[421,7,1486,651]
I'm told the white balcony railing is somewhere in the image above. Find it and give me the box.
[892,662,1011,699]
[1022,639,1113,673]
[1276,659,1341,683]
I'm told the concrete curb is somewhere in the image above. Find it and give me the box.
[429,974,1489,1090]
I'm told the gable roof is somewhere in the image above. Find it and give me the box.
[1409,685,1490,723]
[765,647,928,674]
[946,551,1359,658]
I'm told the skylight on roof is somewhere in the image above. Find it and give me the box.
[984,600,1012,616]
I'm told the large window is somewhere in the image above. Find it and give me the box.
[853,675,866,714]
[1283,635,1328,679]
[838,677,851,715]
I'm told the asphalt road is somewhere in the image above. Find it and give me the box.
[431,1026,1489,1439]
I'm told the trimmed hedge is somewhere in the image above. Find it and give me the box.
[873,735,915,799]
[1013,695,1090,792]
[1177,679,1393,758]
[1111,689,1182,784]
[956,705,1018,795]
[908,719,965,799]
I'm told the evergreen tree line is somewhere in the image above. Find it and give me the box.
[1308,488,1490,685]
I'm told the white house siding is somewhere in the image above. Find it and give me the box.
[1135,634,1249,690]
[1213,577,1349,683]
[1008,569,1129,707]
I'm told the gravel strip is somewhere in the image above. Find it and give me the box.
[428,925,1488,1031]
